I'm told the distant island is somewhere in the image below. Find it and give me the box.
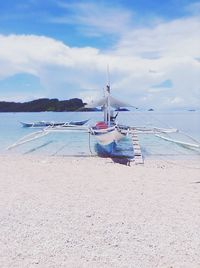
[0,98,89,112]
[0,98,135,112]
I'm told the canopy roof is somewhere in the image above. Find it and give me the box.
[85,96,135,109]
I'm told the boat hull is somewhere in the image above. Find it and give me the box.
[20,121,62,128]
[95,141,117,155]
[91,126,126,155]
[20,119,89,128]
[94,128,125,145]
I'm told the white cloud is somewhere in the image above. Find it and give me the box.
[0,34,101,93]
[50,1,132,37]
[0,12,200,109]
[115,16,200,58]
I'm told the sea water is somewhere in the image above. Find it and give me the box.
[0,111,199,159]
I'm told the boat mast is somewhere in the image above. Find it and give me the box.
[103,86,107,123]
[107,84,111,126]
[106,65,111,126]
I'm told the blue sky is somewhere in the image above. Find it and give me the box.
[0,0,200,109]
[0,0,196,46]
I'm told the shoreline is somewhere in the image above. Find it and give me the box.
[1,147,200,164]
[0,155,200,267]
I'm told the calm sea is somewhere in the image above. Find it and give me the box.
[0,111,199,159]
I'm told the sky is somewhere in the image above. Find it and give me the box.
[0,0,200,109]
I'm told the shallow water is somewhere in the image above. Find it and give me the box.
[0,111,199,159]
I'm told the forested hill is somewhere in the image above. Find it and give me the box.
[0,98,86,112]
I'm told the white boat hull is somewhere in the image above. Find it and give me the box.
[91,127,125,146]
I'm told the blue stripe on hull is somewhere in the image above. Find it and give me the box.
[95,141,117,156]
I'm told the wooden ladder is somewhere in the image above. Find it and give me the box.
[130,129,144,164]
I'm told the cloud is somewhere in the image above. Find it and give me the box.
[185,2,200,15]
[49,1,132,37]
[115,16,200,58]
[111,15,200,109]
[148,79,173,93]
[0,34,100,82]
[0,10,200,109]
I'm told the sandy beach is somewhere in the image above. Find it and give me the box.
[0,155,200,268]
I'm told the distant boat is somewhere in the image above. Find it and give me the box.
[115,108,130,111]
[148,108,154,111]
[20,119,89,128]
[188,109,196,112]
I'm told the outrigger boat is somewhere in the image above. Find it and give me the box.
[85,84,133,154]
[82,83,200,158]
[7,80,200,163]
[20,119,89,128]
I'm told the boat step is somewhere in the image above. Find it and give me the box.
[134,152,142,155]
[134,149,141,153]
[134,153,142,157]
[134,154,143,160]
[134,159,144,164]
[129,157,144,164]
[134,153,143,157]
[134,150,141,153]
[130,131,144,165]
[135,155,143,158]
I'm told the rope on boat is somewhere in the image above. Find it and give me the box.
[128,109,200,152]
[88,131,94,155]
[129,109,178,132]
[128,110,149,127]
[178,130,200,146]
[155,134,200,149]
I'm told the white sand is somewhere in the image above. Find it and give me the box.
[0,155,200,268]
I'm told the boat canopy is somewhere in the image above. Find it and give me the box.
[85,96,134,109]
